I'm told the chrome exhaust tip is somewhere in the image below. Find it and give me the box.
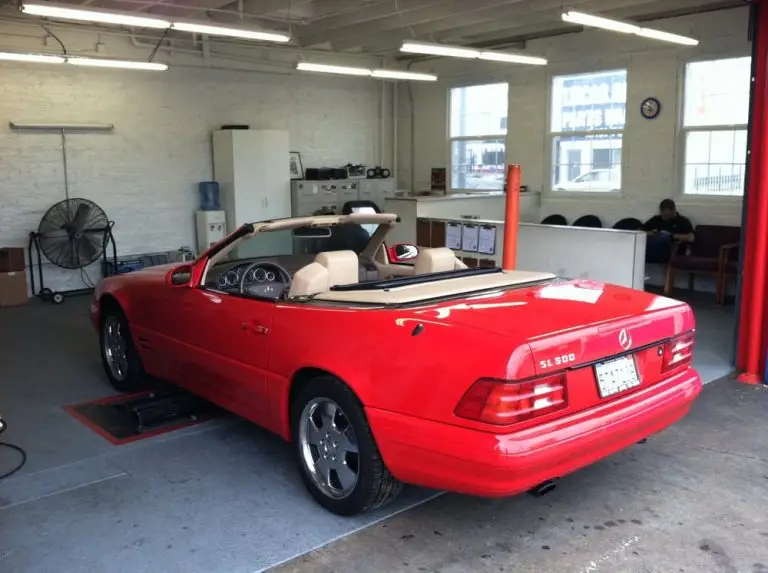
[528,479,558,497]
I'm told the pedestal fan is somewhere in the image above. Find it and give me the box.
[10,122,118,304]
[28,197,117,304]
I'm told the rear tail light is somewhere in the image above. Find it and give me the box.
[662,332,695,373]
[454,373,568,425]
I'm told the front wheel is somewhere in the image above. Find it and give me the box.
[291,375,403,516]
[99,308,147,392]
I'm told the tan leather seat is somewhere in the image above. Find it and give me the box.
[288,250,360,298]
[315,250,359,287]
[414,247,467,275]
[288,262,329,298]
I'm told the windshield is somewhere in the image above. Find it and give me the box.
[227,223,377,261]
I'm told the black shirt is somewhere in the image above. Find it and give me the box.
[325,223,371,254]
[643,214,694,236]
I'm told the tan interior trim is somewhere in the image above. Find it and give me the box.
[313,269,555,305]
[202,213,397,284]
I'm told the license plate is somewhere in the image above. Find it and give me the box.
[594,355,640,398]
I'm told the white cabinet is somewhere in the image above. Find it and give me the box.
[212,129,291,233]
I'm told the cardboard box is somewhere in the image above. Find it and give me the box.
[0,248,25,272]
[0,271,29,307]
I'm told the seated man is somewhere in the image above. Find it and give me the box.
[643,199,695,264]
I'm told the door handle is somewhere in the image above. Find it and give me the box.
[241,321,269,335]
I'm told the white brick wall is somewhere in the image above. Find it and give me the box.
[398,6,751,229]
[0,23,392,294]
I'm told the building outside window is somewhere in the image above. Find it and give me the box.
[550,69,627,192]
[682,56,751,196]
[449,83,508,191]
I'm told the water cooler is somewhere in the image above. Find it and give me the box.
[196,210,227,253]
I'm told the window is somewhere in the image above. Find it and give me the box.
[682,57,751,196]
[449,83,508,191]
[550,69,627,192]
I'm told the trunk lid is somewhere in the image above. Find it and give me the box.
[412,278,694,375]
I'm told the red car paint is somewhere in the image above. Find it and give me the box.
[91,262,701,498]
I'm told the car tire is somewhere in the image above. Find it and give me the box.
[291,375,403,516]
[99,306,147,393]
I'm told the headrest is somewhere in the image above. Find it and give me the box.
[414,247,460,275]
[315,250,359,287]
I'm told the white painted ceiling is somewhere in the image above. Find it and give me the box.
[17,0,751,54]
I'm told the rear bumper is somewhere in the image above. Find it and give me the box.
[366,368,702,497]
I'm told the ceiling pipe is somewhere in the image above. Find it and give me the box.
[0,12,393,64]
[396,1,745,64]
[128,30,390,65]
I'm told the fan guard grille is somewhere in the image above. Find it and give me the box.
[37,198,111,269]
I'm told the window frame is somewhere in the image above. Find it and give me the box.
[676,53,751,201]
[446,82,509,194]
[545,67,629,197]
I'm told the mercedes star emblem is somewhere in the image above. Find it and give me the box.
[618,328,632,351]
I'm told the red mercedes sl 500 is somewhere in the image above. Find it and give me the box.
[90,212,701,516]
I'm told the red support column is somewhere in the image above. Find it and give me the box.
[737,0,768,384]
[502,164,521,271]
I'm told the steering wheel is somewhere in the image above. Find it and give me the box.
[238,261,292,298]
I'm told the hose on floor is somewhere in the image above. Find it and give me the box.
[0,442,26,480]
[0,418,27,480]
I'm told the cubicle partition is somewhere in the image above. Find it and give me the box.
[384,192,540,246]
[413,217,647,290]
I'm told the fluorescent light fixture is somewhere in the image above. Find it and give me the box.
[400,41,479,59]
[297,62,437,81]
[0,49,167,71]
[171,22,290,43]
[636,28,698,46]
[67,57,168,71]
[479,51,547,65]
[0,51,65,64]
[371,69,437,81]
[296,62,372,76]
[20,2,290,43]
[562,10,699,46]
[562,10,639,34]
[21,2,170,29]
[400,41,546,66]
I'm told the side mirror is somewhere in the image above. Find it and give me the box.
[169,265,193,286]
[389,243,419,263]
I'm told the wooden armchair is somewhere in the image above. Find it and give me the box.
[663,224,741,303]
[717,240,741,304]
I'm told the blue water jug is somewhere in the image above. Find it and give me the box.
[198,181,220,210]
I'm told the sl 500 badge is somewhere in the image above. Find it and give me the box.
[539,353,576,370]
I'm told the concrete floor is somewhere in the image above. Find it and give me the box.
[0,290,745,573]
[0,297,436,573]
[272,378,768,573]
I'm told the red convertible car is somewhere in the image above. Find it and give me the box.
[90,212,701,516]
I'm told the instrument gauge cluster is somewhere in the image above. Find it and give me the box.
[218,269,240,289]
[215,263,281,290]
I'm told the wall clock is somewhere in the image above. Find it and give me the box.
[640,97,661,119]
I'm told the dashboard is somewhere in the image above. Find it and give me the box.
[204,255,381,300]
[206,261,290,300]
